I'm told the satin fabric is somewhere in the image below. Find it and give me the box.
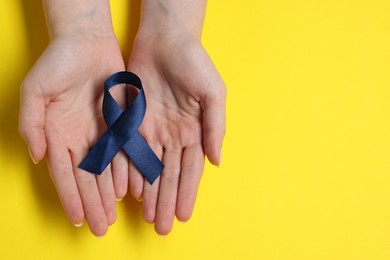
[79,71,164,184]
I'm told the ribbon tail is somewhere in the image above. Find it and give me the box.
[123,132,164,184]
[79,132,120,174]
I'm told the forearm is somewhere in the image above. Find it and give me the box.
[138,0,207,40]
[43,0,114,39]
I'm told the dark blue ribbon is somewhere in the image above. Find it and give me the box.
[79,71,164,184]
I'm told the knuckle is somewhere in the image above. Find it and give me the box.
[76,170,96,184]
[52,165,73,179]
[181,164,203,174]
[162,170,180,184]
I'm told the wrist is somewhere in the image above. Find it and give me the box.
[138,0,207,41]
[43,0,115,40]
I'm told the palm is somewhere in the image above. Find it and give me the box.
[41,37,121,151]
[128,36,226,235]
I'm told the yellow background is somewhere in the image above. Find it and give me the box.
[1,0,390,259]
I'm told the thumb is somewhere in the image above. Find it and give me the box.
[201,81,227,167]
[19,82,47,164]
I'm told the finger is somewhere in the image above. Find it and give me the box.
[127,82,144,201]
[176,144,205,222]
[143,176,160,224]
[154,148,182,235]
[46,140,84,227]
[111,150,128,200]
[110,83,128,200]
[19,83,47,163]
[70,151,108,237]
[201,81,227,166]
[96,165,117,226]
[142,143,163,223]
[129,159,144,201]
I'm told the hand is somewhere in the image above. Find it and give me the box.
[19,32,128,236]
[127,31,226,235]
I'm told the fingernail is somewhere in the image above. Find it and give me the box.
[158,234,167,238]
[217,149,222,167]
[177,221,187,224]
[74,222,83,228]
[136,197,143,202]
[28,146,38,164]
[96,235,105,239]
[116,197,123,202]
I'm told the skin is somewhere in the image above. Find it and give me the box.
[19,0,128,237]
[127,0,226,235]
[19,0,226,237]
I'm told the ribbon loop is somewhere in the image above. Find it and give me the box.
[79,71,164,184]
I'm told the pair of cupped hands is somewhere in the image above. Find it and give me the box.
[19,25,226,236]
